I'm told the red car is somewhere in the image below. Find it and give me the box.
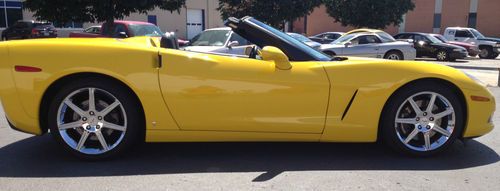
[69,20,164,38]
[431,33,480,57]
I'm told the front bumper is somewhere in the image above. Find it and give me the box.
[449,51,468,59]
[493,47,500,54]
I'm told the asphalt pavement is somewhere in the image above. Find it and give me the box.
[0,58,499,191]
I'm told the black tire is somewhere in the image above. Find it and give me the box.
[436,50,448,61]
[47,77,143,160]
[479,46,493,59]
[380,81,464,157]
[384,50,404,60]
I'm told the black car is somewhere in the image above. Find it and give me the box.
[1,20,57,41]
[394,32,468,61]
[309,32,345,44]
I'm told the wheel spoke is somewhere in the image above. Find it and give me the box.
[95,131,109,151]
[76,131,90,151]
[64,100,86,116]
[424,132,431,150]
[408,98,422,114]
[426,94,436,112]
[88,88,96,111]
[404,127,419,144]
[433,125,451,137]
[99,100,120,116]
[103,121,126,132]
[59,121,82,130]
[395,118,417,124]
[434,109,453,120]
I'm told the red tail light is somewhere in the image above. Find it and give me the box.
[31,29,39,35]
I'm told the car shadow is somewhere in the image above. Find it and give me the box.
[0,135,498,182]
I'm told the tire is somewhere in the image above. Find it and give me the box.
[479,46,493,59]
[381,81,464,157]
[47,77,143,160]
[384,51,404,60]
[490,53,499,59]
[436,50,448,61]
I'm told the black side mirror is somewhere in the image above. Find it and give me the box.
[118,32,128,38]
[160,32,179,49]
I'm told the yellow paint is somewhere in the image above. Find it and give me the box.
[0,37,494,142]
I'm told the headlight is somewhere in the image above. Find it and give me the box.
[463,71,487,86]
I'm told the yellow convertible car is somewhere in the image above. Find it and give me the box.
[0,17,495,160]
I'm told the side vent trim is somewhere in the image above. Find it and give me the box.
[341,90,358,121]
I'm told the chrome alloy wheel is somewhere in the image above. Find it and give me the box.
[57,88,127,155]
[437,51,447,61]
[479,48,489,58]
[394,92,455,152]
[387,54,401,60]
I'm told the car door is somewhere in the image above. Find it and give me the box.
[342,35,380,58]
[414,34,434,57]
[157,49,330,133]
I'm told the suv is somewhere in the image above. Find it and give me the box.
[1,20,57,41]
[443,27,500,59]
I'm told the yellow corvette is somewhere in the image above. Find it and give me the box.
[0,17,495,159]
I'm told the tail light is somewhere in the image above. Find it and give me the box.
[31,29,39,35]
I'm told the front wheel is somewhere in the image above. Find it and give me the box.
[436,50,448,61]
[479,47,494,59]
[381,82,464,156]
[48,78,143,160]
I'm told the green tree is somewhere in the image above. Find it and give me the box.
[218,0,322,29]
[23,0,186,26]
[323,0,415,29]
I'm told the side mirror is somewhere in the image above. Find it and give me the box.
[118,32,128,38]
[260,46,292,70]
[227,41,239,48]
[417,40,426,46]
[344,41,352,47]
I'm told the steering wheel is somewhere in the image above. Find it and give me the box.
[248,45,259,59]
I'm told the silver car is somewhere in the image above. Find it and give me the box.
[287,32,322,49]
[183,27,252,55]
[320,31,416,60]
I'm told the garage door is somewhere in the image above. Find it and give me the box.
[187,9,204,40]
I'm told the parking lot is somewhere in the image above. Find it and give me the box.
[0,58,499,191]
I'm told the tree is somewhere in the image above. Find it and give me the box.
[218,0,322,29]
[323,0,415,29]
[23,0,186,26]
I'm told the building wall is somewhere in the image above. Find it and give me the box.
[476,0,500,36]
[293,0,500,37]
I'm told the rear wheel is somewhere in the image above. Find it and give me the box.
[381,82,464,156]
[436,50,448,61]
[48,78,143,160]
[384,51,404,60]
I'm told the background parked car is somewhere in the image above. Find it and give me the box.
[287,32,321,49]
[69,20,163,38]
[82,26,101,34]
[430,33,479,57]
[394,32,468,61]
[309,32,344,44]
[1,20,57,41]
[320,30,416,60]
[444,27,500,59]
[183,27,252,55]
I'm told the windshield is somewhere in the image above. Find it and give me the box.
[470,29,485,38]
[288,33,313,42]
[433,34,448,43]
[128,24,163,37]
[376,32,396,42]
[249,18,331,61]
[426,34,444,44]
[189,30,231,46]
[333,33,357,44]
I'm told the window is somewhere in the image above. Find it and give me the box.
[414,34,429,43]
[455,30,473,38]
[147,15,157,25]
[468,13,477,28]
[354,35,381,45]
[229,33,250,45]
[395,34,413,40]
[1,1,23,28]
[53,22,83,28]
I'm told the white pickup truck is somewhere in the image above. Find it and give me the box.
[444,27,500,59]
